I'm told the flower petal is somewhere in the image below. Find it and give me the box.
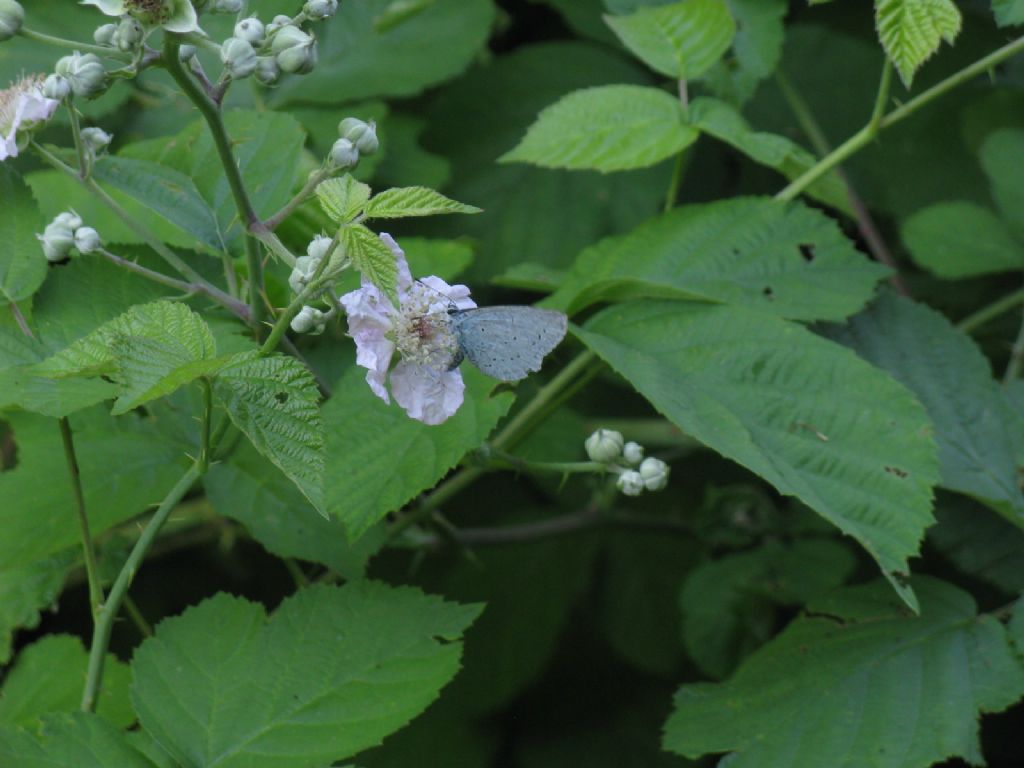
[380,233,413,294]
[418,275,477,313]
[79,0,126,15]
[390,360,465,425]
[163,0,201,33]
[341,281,396,403]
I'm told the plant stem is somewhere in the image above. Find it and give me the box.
[777,36,1024,202]
[18,27,132,60]
[488,450,607,475]
[264,168,333,231]
[198,378,213,471]
[81,463,199,712]
[122,595,153,638]
[957,287,1024,333]
[65,101,88,178]
[162,36,266,332]
[59,417,104,619]
[31,142,245,319]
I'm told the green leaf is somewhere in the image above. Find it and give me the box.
[130,583,481,768]
[204,441,384,579]
[930,497,1024,595]
[264,0,495,104]
[979,129,1024,240]
[901,201,1024,278]
[705,0,787,105]
[0,553,72,665]
[340,224,401,306]
[689,97,850,213]
[0,408,187,571]
[500,85,698,173]
[214,351,325,513]
[992,0,1024,26]
[664,577,1024,766]
[365,186,482,219]
[420,42,669,282]
[0,636,133,729]
[679,539,857,678]
[324,367,514,540]
[604,0,735,79]
[317,175,372,224]
[829,293,1024,523]
[33,301,218,415]
[577,301,939,609]
[0,713,156,768]
[0,167,46,308]
[0,367,117,419]
[550,197,889,320]
[90,156,225,251]
[875,0,962,87]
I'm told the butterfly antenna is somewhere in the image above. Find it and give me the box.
[414,278,459,311]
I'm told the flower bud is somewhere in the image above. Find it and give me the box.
[266,14,293,35]
[0,0,24,42]
[38,220,75,263]
[616,470,644,497]
[307,234,332,262]
[623,441,644,465]
[254,55,280,85]
[338,117,378,155]
[329,137,359,169]
[93,23,118,46]
[42,74,71,100]
[115,17,144,51]
[585,428,623,463]
[639,457,669,491]
[81,126,112,151]
[211,0,243,12]
[273,26,317,74]
[57,52,106,99]
[303,0,338,20]
[74,226,101,254]
[234,17,265,44]
[290,305,326,334]
[288,255,318,293]
[221,36,257,79]
[54,211,83,231]
[178,43,197,61]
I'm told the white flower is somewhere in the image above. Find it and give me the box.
[585,429,623,463]
[340,234,475,425]
[0,75,59,162]
[81,0,200,34]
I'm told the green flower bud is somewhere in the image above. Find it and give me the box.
[622,441,644,465]
[0,0,24,43]
[81,126,112,150]
[616,470,644,497]
[115,17,143,51]
[270,24,309,53]
[303,0,337,20]
[338,117,379,155]
[276,39,317,74]
[288,254,318,293]
[329,137,359,169]
[54,211,83,230]
[638,457,669,491]
[74,226,102,254]
[93,23,118,46]
[254,55,280,85]
[585,428,623,463]
[290,305,327,334]
[306,234,332,262]
[234,17,264,44]
[42,74,71,101]
[211,0,243,12]
[57,52,106,99]
[221,36,257,79]
[266,14,292,35]
[38,220,75,263]
[178,43,197,61]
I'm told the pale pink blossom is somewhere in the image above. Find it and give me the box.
[0,76,59,162]
[340,234,475,425]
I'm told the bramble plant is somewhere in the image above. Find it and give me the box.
[1,0,1024,765]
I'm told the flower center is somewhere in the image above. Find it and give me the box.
[126,0,171,24]
[393,284,460,368]
[0,75,44,135]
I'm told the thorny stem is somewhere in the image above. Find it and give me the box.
[163,37,267,334]
[59,417,105,619]
[777,37,1024,201]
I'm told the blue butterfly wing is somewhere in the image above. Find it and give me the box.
[451,307,568,381]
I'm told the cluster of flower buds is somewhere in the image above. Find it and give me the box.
[330,117,379,170]
[0,0,24,43]
[92,17,144,52]
[584,428,670,496]
[289,235,332,295]
[290,305,330,335]
[51,52,107,99]
[219,1,336,85]
[37,212,101,262]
